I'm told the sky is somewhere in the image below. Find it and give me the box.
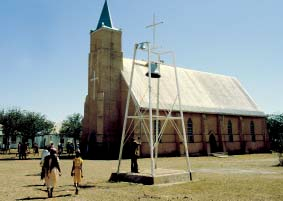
[0,0,282,123]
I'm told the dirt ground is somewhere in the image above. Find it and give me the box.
[0,152,282,201]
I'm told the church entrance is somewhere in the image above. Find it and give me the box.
[209,134,218,153]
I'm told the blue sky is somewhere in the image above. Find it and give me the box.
[0,0,282,122]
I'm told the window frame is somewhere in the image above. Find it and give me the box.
[153,120,161,143]
[228,120,233,142]
[250,121,256,142]
[187,118,194,143]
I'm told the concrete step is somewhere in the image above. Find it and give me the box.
[211,152,229,158]
[109,168,192,185]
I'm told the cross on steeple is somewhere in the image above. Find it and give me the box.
[146,14,164,49]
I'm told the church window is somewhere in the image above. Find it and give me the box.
[250,121,256,142]
[228,120,233,142]
[187,118,194,143]
[153,120,161,143]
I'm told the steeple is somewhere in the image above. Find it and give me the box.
[83,0,123,159]
[96,0,113,30]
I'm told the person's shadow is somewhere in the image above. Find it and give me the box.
[19,184,74,200]
[16,196,48,200]
[16,193,72,200]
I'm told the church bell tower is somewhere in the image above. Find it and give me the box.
[82,0,123,158]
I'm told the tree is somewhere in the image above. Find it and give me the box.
[267,114,283,166]
[19,111,54,143]
[59,113,83,150]
[0,108,23,146]
[0,108,55,145]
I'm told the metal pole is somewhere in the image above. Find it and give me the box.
[117,44,138,174]
[153,14,155,48]
[155,56,161,169]
[147,43,155,176]
[172,52,192,180]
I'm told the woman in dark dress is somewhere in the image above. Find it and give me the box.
[43,148,61,198]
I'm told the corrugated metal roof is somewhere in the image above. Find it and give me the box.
[121,58,265,117]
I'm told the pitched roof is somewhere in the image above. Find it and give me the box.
[121,58,265,117]
[96,0,113,30]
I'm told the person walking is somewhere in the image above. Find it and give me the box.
[71,150,83,195]
[21,142,28,160]
[42,148,61,198]
[58,143,63,156]
[40,146,50,167]
[33,143,39,156]
[17,142,22,159]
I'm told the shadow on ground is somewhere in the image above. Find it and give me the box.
[271,163,282,167]
[25,173,40,177]
[79,184,96,189]
[16,196,48,200]
[0,157,41,161]
[24,184,44,187]
[16,193,72,200]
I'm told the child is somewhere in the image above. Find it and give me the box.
[71,150,83,195]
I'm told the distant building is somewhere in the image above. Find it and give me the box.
[0,121,75,150]
[82,1,269,159]
[0,124,3,147]
[34,135,74,151]
[34,122,75,149]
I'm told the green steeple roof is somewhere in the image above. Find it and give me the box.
[96,0,113,30]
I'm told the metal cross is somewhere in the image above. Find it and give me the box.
[146,14,163,49]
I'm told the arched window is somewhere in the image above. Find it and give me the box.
[250,121,256,142]
[228,120,233,142]
[153,120,161,143]
[187,118,194,143]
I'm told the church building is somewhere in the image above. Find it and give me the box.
[81,1,269,159]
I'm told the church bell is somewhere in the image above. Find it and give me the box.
[146,62,161,78]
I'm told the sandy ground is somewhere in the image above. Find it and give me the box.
[0,153,282,201]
